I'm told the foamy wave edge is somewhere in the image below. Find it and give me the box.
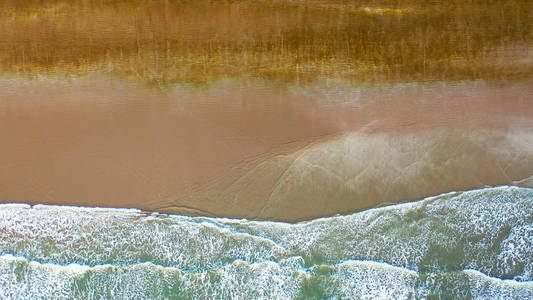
[1,185,533,298]
[2,254,532,299]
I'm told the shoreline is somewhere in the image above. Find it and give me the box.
[1,184,532,223]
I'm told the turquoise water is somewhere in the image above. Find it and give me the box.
[1,186,532,299]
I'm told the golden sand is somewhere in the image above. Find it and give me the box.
[1,77,532,221]
[1,1,533,220]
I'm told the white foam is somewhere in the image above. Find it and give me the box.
[465,269,533,299]
[0,255,307,299]
[3,254,531,299]
[0,186,532,288]
[31,203,143,214]
[0,203,31,209]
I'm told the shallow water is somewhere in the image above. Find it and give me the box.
[1,186,532,298]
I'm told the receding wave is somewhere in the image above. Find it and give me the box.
[1,186,532,298]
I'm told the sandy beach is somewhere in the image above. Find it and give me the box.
[2,1,533,297]
[1,0,532,221]
[1,77,532,221]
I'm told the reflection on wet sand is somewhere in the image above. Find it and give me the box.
[1,77,532,221]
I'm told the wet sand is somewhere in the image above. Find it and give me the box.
[1,77,533,221]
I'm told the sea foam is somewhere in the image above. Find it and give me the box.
[1,186,532,298]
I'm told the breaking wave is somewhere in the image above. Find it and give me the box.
[1,186,532,298]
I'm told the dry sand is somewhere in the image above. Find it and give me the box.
[1,77,532,221]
